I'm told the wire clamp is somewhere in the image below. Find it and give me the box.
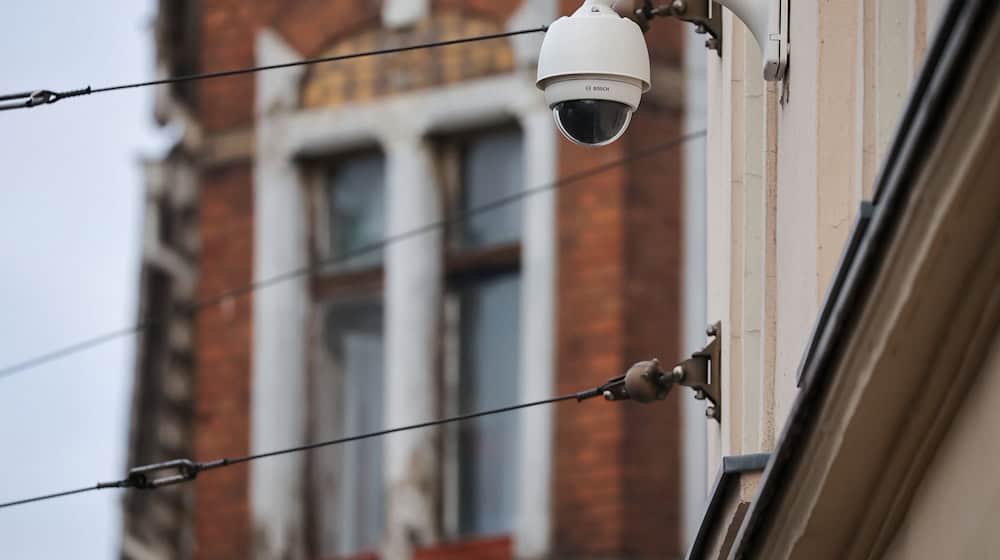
[0,87,92,111]
[581,322,723,421]
[124,459,203,490]
[574,374,629,401]
[26,90,59,107]
[574,362,677,403]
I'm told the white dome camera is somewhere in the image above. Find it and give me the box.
[536,0,651,147]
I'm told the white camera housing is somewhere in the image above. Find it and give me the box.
[536,0,651,147]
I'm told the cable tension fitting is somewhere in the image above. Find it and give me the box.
[576,322,723,421]
[0,87,92,111]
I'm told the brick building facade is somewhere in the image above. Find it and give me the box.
[124,1,691,559]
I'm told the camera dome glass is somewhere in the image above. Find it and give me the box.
[552,100,633,146]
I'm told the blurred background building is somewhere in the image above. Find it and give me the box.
[123,1,702,559]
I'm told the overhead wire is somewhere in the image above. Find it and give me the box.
[0,388,616,509]
[0,27,548,111]
[0,129,707,381]
[0,486,101,509]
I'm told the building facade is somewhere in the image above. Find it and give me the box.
[685,0,1000,558]
[124,1,697,559]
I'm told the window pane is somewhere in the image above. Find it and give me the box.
[327,153,385,268]
[458,273,520,536]
[322,299,384,556]
[461,129,523,249]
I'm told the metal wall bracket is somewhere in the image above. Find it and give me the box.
[673,321,723,420]
[636,1,724,55]
[638,0,790,80]
[675,0,724,54]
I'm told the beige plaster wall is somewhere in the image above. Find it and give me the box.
[883,333,1000,560]
[705,10,773,460]
[704,14,728,475]
[702,0,951,471]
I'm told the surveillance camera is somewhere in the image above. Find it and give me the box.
[536,0,651,147]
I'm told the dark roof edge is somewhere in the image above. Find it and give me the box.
[729,0,1000,557]
[796,202,873,387]
[687,453,770,560]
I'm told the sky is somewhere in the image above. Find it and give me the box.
[0,0,161,557]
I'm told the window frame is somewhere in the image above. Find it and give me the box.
[302,148,388,558]
[435,122,525,256]
[306,294,387,558]
[303,147,387,301]
[434,122,524,540]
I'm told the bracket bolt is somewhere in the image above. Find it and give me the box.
[694,389,706,400]
[603,390,614,401]
[705,404,717,418]
[695,23,707,34]
[705,38,719,51]
[706,323,718,337]
[671,0,687,14]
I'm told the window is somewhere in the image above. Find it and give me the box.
[306,151,386,557]
[439,125,524,538]
[305,129,525,549]
[324,299,384,557]
[458,128,523,249]
[321,152,385,270]
[456,274,521,536]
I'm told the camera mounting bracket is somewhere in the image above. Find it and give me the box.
[635,0,723,54]
[673,321,723,420]
[638,0,788,80]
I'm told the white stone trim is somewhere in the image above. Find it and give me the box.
[256,29,307,116]
[278,71,550,155]
[382,0,429,29]
[382,130,443,558]
[513,108,557,560]
[508,0,557,68]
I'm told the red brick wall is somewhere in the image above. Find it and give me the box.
[193,163,255,560]
[552,4,685,558]
[553,136,631,555]
[191,2,281,558]
[275,0,381,57]
[414,536,512,560]
[197,0,285,130]
[619,104,684,557]
[432,0,523,21]
[622,21,685,557]
[552,114,684,560]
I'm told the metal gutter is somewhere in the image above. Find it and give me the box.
[796,202,873,386]
[687,453,771,560]
[727,0,1000,557]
